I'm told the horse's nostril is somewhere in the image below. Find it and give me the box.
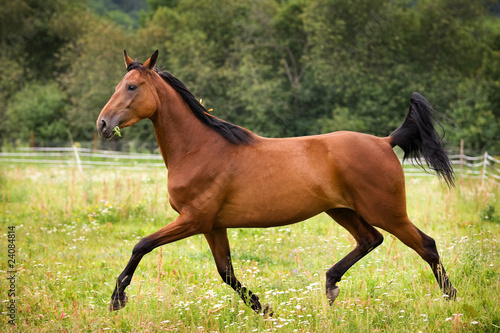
[100,119,107,131]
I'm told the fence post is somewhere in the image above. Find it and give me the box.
[459,139,464,180]
[481,151,488,188]
[73,144,84,175]
[93,132,98,151]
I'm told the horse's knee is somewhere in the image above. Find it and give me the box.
[133,237,153,255]
[359,229,384,253]
[376,231,384,245]
[370,230,384,250]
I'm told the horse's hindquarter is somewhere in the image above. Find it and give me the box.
[324,132,408,223]
[215,133,355,228]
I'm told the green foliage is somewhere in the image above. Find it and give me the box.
[88,0,148,28]
[5,82,68,142]
[0,55,23,133]
[481,203,500,223]
[0,0,499,151]
[57,12,136,141]
[303,0,497,141]
[447,78,500,151]
[113,126,122,137]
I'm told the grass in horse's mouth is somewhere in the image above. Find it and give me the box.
[113,126,122,137]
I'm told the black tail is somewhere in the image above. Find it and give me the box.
[390,92,455,188]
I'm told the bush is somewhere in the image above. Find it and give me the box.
[5,82,68,143]
[480,203,500,223]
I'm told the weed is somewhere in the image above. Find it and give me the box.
[480,203,500,223]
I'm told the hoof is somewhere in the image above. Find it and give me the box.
[445,287,457,301]
[262,303,274,317]
[110,292,128,311]
[326,286,340,305]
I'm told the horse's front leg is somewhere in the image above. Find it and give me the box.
[205,228,272,316]
[110,214,202,311]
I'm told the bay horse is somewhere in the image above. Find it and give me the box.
[97,50,457,314]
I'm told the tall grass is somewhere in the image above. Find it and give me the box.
[1,165,499,332]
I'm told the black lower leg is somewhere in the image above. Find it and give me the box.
[430,261,457,299]
[418,230,457,299]
[110,242,150,311]
[326,250,359,285]
[325,245,377,304]
[233,281,261,313]
[221,261,269,314]
[205,229,272,315]
[325,209,384,304]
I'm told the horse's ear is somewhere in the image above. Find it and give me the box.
[143,50,158,70]
[124,50,133,68]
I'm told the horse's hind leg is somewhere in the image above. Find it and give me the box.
[325,208,384,304]
[204,228,272,315]
[376,217,457,299]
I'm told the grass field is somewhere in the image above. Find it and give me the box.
[1,165,499,332]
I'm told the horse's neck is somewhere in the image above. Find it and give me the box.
[151,76,220,168]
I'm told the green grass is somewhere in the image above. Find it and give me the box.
[1,165,499,332]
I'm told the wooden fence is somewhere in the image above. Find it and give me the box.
[0,146,499,184]
[0,147,164,171]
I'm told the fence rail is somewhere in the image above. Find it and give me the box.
[1,147,499,183]
[0,147,165,171]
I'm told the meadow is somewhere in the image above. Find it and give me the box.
[1,164,499,332]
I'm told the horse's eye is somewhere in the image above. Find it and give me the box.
[128,84,137,91]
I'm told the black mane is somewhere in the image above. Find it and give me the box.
[127,61,254,145]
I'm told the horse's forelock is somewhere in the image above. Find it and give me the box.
[126,61,145,72]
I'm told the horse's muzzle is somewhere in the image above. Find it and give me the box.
[97,117,116,139]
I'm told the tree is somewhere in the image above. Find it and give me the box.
[0,0,499,151]
[58,12,137,142]
[303,0,498,149]
[5,82,68,143]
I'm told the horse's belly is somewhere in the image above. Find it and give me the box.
[214,185,347,228]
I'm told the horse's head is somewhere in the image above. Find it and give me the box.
[97,50,160,139]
